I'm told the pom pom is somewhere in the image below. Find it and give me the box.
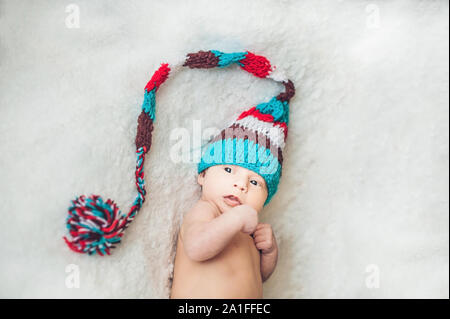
[63,194,126,256]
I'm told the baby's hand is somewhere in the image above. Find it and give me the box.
[252,223,277,255]
[230,204,258,235]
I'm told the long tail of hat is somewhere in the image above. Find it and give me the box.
[63,50,295,256]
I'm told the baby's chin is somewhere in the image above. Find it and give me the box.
[216,196,235,214]
[203,194,236,214]
[198,193,226,215]
[200,192,262,215]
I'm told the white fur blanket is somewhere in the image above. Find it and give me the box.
[0,0,448,298]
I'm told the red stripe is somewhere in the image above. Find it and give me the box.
[239,51,272,78]
[63,236,83,253]
[237,110,288,140]
[103,218,119,233]
[145,63,171,92]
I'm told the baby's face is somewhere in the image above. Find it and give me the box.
[197,165,268,214]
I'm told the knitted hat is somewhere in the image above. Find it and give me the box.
[63,50,295,256]
[194,53,295,206]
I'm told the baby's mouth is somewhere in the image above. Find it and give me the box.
[223,195,242,206]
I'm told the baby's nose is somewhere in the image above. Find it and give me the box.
[234,182,247,191]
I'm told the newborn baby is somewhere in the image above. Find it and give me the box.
[170,164,278,299]
[166,50,295,299]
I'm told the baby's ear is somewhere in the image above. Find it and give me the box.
[197,170,206,186]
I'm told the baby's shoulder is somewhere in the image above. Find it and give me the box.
[179,200,217,240]
[185,200,219,221]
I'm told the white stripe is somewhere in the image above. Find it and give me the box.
[84,219,101,230]
[168,54,189,76]
[267,65,289,83]
[83,210,107,224]
[235,116,286,149]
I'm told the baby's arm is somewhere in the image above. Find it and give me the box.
[252,223,278,282]
[180,201,243,262]
[260,249,278,282]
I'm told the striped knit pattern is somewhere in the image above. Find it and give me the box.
[63,50,295,256]
[184,51,295,205]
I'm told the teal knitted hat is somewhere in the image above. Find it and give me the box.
[192,51,296,206]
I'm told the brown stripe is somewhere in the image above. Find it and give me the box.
[183,50,219,69]
[276,79,295,103]
[135,111,154,152]
[207,123,283,166]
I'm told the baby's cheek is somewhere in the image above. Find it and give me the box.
[253,192,267,212]
[201,183,220,201]
[245,198,260,213]
[200,185,212,200]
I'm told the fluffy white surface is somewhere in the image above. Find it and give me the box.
[0,0,448,298]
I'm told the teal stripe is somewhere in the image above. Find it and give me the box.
[211,50,247,68]
[197,137,281,206]
[142,88,156,120]
[255,97,289,124]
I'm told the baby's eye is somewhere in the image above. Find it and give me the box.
[224,167,232,173]
[250,180,259,186]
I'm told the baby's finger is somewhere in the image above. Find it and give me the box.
[253,226,264,234]
[256,223,269,229]
[252,229,267,239]
[255,240,272,251]
[253,234,271,244]
[257,227,272,237]
[253,235,264,243]
[258,226,272,235]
